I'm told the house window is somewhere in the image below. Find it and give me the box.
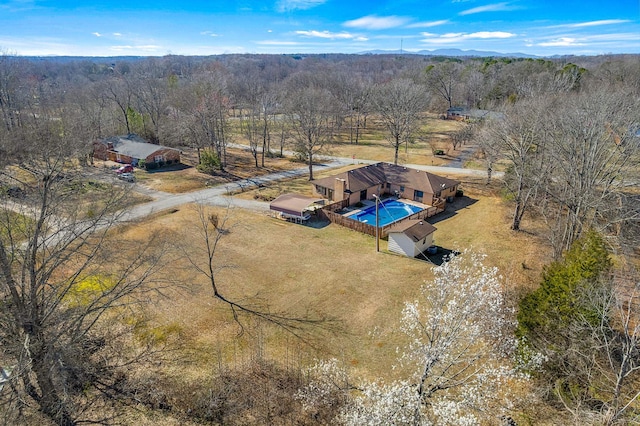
[360,189,367,201]
[414,190,424,202]
[386,183,390,189]
[328,189,334,201]
[154,155,164,163]
[399,185,405,192]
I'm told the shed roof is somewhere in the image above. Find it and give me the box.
[270,193,324,217]
[102,135,179,160]
[388,219,437,241]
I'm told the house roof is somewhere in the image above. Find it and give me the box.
[388,219,437,241]
[312,163,387,194]
[312,162,460,195]
[447,107,504,120]
[270,193,324,217]
[101,134,179,160]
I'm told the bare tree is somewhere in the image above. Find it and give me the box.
[183,203,328,339]
[483,97,552,231]
[424,61,463,109]
[285,85,336,180]
[0,51,24,132]
[540,87,639,256]
[560,268,640,425]
[374,78,428,165]
[0,103,167,425]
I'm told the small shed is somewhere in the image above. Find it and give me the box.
[387,219,437,258]
[270,193,324,223]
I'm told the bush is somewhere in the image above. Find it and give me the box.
[146,162,158,170]
[434,149,445,156]
[197,149,221,174]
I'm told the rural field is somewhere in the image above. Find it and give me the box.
[118,150,551,385]
[3,51,638,426]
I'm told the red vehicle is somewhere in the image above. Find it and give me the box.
[116,164,134,174]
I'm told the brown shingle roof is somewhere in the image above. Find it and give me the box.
[270,193,324,217]
[388,219,437,241]
[312,162,459,195]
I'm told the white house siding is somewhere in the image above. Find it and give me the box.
[388,232,434,257]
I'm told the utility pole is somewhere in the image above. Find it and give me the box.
[374,193,380,252]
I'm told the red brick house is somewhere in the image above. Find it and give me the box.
[93,134,180,168]
[311,162,460,210]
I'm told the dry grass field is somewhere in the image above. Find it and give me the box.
[326,113,466,166]
[116,171,551,388]
[132,148,300,193]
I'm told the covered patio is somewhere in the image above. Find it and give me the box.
[269,193,325,224]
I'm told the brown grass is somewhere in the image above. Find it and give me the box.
[117,172,551,385]
[315,113,466,166]
[134,148,300,194]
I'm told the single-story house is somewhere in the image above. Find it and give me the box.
[311,162,459,209]
[446,107,504,122]
[93,134,180,168]
[387,219,437,258]
[269,193,324,223]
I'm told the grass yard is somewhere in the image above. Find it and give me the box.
[133,147,300,193]
[117,172,550,385]
[326,113,466,166]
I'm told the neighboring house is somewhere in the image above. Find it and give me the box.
[387,219,437,258]
[446,107,504,122]
[312,162,460,209]
[269,193,325,223]
[93,134,180,168]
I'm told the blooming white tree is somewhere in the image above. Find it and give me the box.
[298,253,521,425]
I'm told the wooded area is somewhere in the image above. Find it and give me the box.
[0,50,639,425]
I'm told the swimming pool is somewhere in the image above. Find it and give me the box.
[350,199,423,227]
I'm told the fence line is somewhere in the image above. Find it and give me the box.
[319,200,443,237]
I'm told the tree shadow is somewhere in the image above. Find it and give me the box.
[415,246,460,266]
[145,163,191,173]
[426,195,478,225]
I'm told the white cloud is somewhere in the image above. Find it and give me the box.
[421,31,516,44]
[113,33,121,37]
[276,0,326,12]
[344,15,409,30]
[555,19,631,28]
[407,20,449,29]
[200,31,219,37]
[295,30,364,40]
[109,45,161,52]
[92,32,101,37]
[538,37,583,47]
[459,2,516,15]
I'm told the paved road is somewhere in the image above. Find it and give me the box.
[110,143,503,225]
[121,159,353,222]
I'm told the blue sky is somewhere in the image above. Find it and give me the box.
[1,0,639,57]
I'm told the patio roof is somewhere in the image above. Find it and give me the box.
[270,193,324,218]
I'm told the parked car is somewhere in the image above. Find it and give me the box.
[116,164,134,174]
[117,172,135,182]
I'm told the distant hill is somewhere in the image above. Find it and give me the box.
[360,48,537,58]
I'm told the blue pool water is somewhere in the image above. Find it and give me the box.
[350,199,423,226]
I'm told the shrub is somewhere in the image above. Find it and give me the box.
[197,149,221,174]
